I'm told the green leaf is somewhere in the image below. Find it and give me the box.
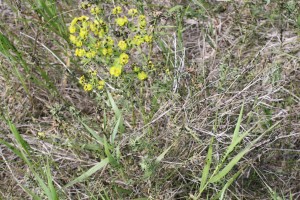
[199,138,214,194]
[210,121,280,183]
[7,120,30,155]
[212,168,242,200]
[232,104,244,143]
[64,158,109,188]
[80,120,104,145]
[103,137,118,167]
[156,144,173,163]
[107,90,124,143]
[46,159,58,200]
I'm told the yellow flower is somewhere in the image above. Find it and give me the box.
[137,71,148,80]
[37,132,46,139]
[75,41,83,47]
[71,17,79,26]
[119,53,129,65]
[118,40,127,51]
[94,41,101,49]
[144,35,152,43]
[75,48,86,57]
[83,83,93,91]
[128,8,138,16]
[132,35,144,46]
[86,51,96,58]
[78,15,89,21]
[98,29,105,38]
[82,21,89,29]
[110,66,122,77]
[102,48,108,56]
[80,2,91,9]
[69,34,77,44]
[147,60,154,68]
[138,15,147,29]
[112,6,122,15]
[106,36,114,46]
[98,80,105,90]
[90,6,101,15]
[107,48,113,56]
[133,66,140,72]
[89,70,97,76]
[139,15,146,21]
[79,75,85,85]
[139,20,147,29]
[89,22,98,33]
[79,28,88,39]
[69,25,76,34]
[115,17,128,27]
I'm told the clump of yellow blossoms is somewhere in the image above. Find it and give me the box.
[112,6,122,15]
[110,66,122,77]
[78,70,105,92]
[115,17,128,27]
[118,40,127,51]
[137,71,148,81]
[69,2,154,92]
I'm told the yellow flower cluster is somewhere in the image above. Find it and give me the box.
[78,71,106,92]
[128,9,138,16]
[90,6,101,15]
[112,6,122,15]
[138,15,147,29]
[119,53,129,65]
[69,3,154,90]
[118,40,127,51]
[110,66,122,77]
[115,17,128,27]
[80,1,91,9]
[137,71,148,81]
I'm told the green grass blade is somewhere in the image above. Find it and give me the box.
[220,105,245,163]
[210,121,280,183]
[80,119,104,145]
[155,144,173,163]
[110,114,122,145]
[0,138,24,159]
[103,137,118,167]
[64,158,109,188]
[46,159,58,200]
[107,90,124,143]
[232,104,244,143]
[7,120,30,155]
[199,138,214,194]
[0,140,42,200]
[213,168,242,200]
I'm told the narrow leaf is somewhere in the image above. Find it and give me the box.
[80,120,104,145]
[210,121,280,183]
[8,120,30,155]
[156,144,173,163]
[64,158,109,188]
[199,138,214,193]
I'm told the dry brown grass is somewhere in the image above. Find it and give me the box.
[0,0,299,199]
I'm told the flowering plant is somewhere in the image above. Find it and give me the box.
[68,2,154,92]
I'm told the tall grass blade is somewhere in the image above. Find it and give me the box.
[103,137,118,167]
[80,119,104,145]
[209,121,280,183]
[46,159,58,200]
[7,120,30,155]
[107,91,124,143]
[199,138,214,194]
[216,170,242,200]
[156,144,173,163]
[64,158,109,188]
